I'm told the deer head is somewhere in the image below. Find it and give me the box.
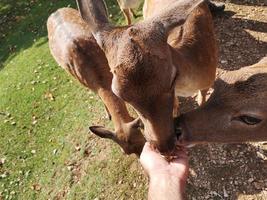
[76,0,205,153]
[176,57,267,145]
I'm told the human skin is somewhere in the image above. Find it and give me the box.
[140,142,189,200]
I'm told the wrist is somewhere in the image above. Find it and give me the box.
[149,168,187,184]
[149,174,185,200]
[150,173,181,187]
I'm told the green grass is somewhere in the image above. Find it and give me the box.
[0,0,146,199]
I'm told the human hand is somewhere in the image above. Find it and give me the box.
[140,142,189,193]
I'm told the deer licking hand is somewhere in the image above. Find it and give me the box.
[176,57,267,145]
[76,0,218,154]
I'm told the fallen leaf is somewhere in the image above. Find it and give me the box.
[44,91,55,101]
[0,158,6,166]
[75,145,81,151]
[31,183,41,191]
[31,150,36,154]
[0,172,8,178]
[53,149,58,155]
[11,121,16,126]
[31,80,37,85]
[32,115,38,125]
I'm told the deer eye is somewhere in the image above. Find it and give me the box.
[238,115,262,125]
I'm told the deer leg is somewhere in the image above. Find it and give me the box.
[130,8,137,18]
[173,96,180,117]
[104,104,112,120]
[122,9,132,25]
[92,89,146,156]
[197,89,209,106]
[207,1,225,13]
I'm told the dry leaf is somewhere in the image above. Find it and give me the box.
[0,158,6,166]
[11,121,16,125]
[44,91,55,101]
[31,183,41,191]
[53,149,58,155]
[32,115,38,125]
[75,145,81,151]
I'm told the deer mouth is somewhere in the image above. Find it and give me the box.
[174,116,195,148]
[174,116,184,140]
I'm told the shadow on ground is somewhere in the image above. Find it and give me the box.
[214,10,267,70]
[220,0,267,6]
[0,0,126,71]
[0,0,77,71]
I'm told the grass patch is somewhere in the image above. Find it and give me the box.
[0,0,146,199]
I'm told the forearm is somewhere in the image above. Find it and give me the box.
[148,175,185,200]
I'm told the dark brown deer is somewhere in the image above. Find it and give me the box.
[176,57,267,145]
[76,0,218,153]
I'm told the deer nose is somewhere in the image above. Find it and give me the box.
[152,135,177,154]
[174,116,183,139]
[174,115,195,147]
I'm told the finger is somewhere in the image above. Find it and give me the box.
[140,142,161,160]
[140,142,167,172]
[170,150,189,168]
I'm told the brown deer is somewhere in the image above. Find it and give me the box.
[117,0,225,25]
[143,0,224,19]
[117,0,140,25]
[76,0,218,153]
[47,8,145,155]
[118,0,224,25]
[176,57,267,145]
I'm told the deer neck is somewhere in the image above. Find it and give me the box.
[97,88,133,130]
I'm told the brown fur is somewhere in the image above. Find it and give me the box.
[47,8,145,155]
[177,57,267,145]
[117,0,140,25]
[76,0,217,153]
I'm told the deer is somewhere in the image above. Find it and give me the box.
[117,0,140,25]
[175,56,267,145]
[47,7,146,156]
[118,0,224,25]
[75,0,218,154]
[143,0,225,19]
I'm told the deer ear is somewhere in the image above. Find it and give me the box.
[76,0,110,33]
[76,0,112,48]
[89,126,116,139]
[142,0,205,35]
[128,118,144,129]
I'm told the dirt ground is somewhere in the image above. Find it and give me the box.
[182,0,267,199]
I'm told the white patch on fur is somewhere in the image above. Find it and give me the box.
[111,76,121,98]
